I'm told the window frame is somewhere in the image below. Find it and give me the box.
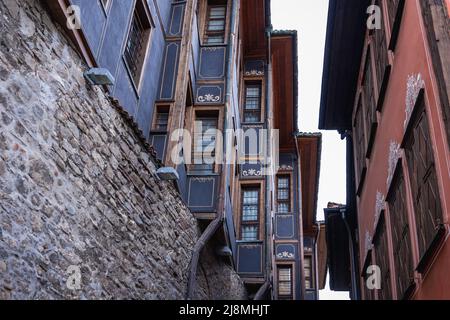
[152,105,170,133]
[239,186,260,241]
[203,2,228,45]
[276,174,291,214]
[191,110,219,174]
[277,264,294,300]
[303,255,314,291]
[122,0,153,95]
[243,82,262,124]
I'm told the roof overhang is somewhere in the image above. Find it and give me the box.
[296,133,322,234]
[272,31,299,150]
[241,0,271,58]
[318,0,370,131]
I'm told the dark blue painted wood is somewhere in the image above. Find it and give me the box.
[244,60,265,76]
[149,134,167,161]
[275,243,296,260]
[195,84,225,105]
[240,162,263,179]
[187,175,219,212]
[155,0,173,34]
[135,0,167,138]
[114,62,139,115]
[275,214,296,239]
[168,3,185,37]
[158,42,181,100]
[237,243,264,276]
[71,0,106,57]
[176,163,188,202]
[97,0,133,78]
[198,46,227,80]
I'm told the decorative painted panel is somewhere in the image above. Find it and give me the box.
[303,237,314,253]
[195,84,224,104]
[275,244,296,260]
[240,162,263,179]
[167,3,185,37]
[159,42,181,100]
[198,46,227,80]
[187,175,219,212]
[275,214,295,239]
[237,242,264,277]
[244,60,265,77]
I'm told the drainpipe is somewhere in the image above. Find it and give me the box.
[254,25,273,301]
[186,0,239,300]
[314,221,321,300]
[294,136,305,300]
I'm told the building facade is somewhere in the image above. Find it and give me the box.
[0,0,324,300]
[320,0,450,299]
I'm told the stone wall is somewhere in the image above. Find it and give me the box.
[0,0,246,300]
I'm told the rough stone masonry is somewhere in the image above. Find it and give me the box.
[0,0,246,299]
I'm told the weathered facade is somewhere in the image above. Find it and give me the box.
[320,0,450,300]
[0,0,323,300]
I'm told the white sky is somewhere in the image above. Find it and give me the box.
[271,0,350,300]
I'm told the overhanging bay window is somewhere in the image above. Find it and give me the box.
[277,176,291,213]
[123,0,152,88]
[277,266,293,300]
[240,187,259,241]
[204,1,227,44]
[243,83,262,123]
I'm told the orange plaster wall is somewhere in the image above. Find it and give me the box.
[356,0,450,299]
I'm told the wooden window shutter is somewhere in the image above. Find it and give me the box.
[362,48,378,158]
[387,0,406,51]
[404,95,444,271]
[372,0,391,112]
[353,96,367,191]
[387,169,415,299]
[374,214,392,300]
